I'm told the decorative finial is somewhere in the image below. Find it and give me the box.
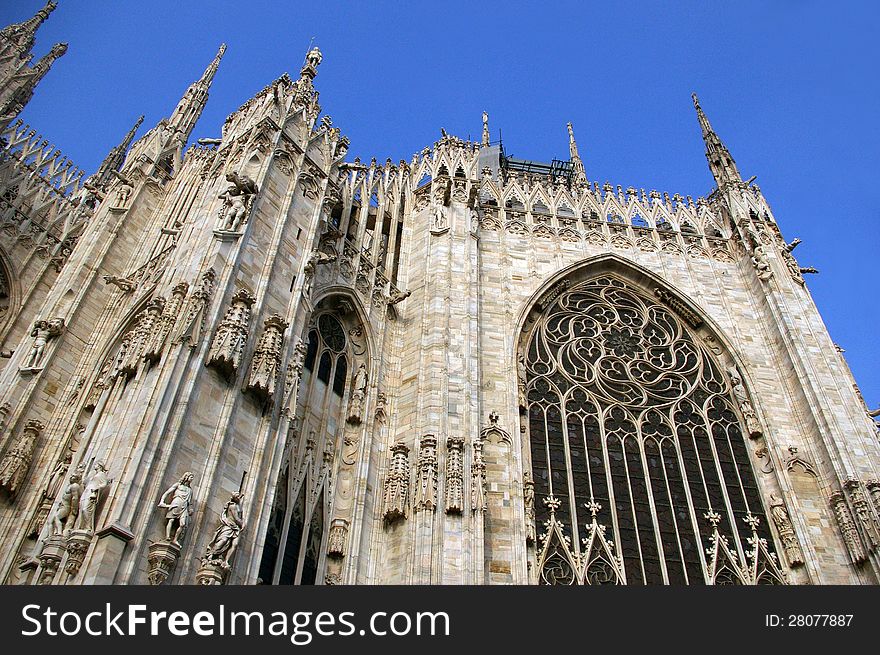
[566,121,587,185]
[543,495,561,515]
[704,510,721,527]
[481,111,490,147]
[585,500,601,517]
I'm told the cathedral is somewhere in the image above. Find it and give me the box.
[0,2,878,587]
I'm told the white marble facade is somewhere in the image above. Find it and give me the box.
[0,6,878,586]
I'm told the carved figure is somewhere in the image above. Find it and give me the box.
[203,492,244,565]
[23,318,64,369]
[51,467,83,535]
[75,462,111,534]
[158,471,195,545]
[217,172,258,231]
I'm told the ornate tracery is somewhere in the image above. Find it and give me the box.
[258,306,367,585]
[523,274,783,585]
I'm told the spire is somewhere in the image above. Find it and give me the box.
[691,92,743,189]
[0,1,57,58]
[167,43,226,143]
[200,42,226,88]
[0,42,67,121]
[93,115,145,186]
[566,122,587,185]
[481,111,490,147]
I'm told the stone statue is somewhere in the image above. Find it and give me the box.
[158,471,195,545]
[728,367,762,437]
[347,363,368,424]
[203,492,245,566]
[51,467,83,535]
[751,244,773,281]
[217,172,258,232]
[23,318,64,369]
[75,461,111,534]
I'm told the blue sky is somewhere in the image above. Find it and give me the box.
[4,1,879,408]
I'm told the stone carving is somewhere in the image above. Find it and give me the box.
[217,171,258,232]
[21,318,64,371]
[748,229,773,282]
[51,465,83,535]
[346,362,368,424]
[844,478,880,550]
[382,443,410,523]
[303,249,335,280]
[386,288,411,306]
[327,518,349,558]
[829,490,866,564]
[727,367,762,438]
[197,491,245,584]
[29,452,72,536]
[143,282,188,363]
[781,238,818,285]
[121,298,165,377]
[64,529,93,578]
[524,470,536,544]
[517,353,528,410]
[281,338,308,416]
[207,288,256,377]
[445,437,464,514]
[112,181,132,209]
[0,419,44,498]
[471,439,487,513]
[157,471,195,545]
[74,461,111,534]
[413,435,438,513]
[175,268,216,348]
[147,540,180,585]
[245,313,289,402]
[103,275,136,293]
[768,494,804,567]
[37,535,66,585]
[866,480,880,517]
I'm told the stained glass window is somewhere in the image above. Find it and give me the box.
[525,275,779,585]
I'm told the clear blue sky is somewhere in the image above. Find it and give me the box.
[4,1,878,408]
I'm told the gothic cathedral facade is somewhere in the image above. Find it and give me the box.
[0,3,878,586]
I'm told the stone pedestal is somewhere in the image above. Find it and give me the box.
[37,535,66,585]
[195,559,229,585]
[147,540,181,585]
[64,529,93,578]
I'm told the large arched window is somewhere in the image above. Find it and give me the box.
[258,312,350,585]
[523,274,782,585]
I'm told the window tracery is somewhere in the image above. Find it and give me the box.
[524,275,781,584]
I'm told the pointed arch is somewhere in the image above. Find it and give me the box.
[516,254,784,585]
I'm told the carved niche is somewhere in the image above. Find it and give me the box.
[207,288,256,378]
[143,282,189,364]
[382,443,410,523]
[444,437,464,514]
[245,313,289,402]
[121,298,165,378]
[413,435,438,513]
[0,419,45,498]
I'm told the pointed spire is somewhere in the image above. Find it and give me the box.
[200,43,226,88]
[691,92,743,189]
[566,122,587,185]
[93,115,144,186]
[167,43,226,143]
[0,2,57,56]
[481,111,490,147]
[0,42,67,121]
